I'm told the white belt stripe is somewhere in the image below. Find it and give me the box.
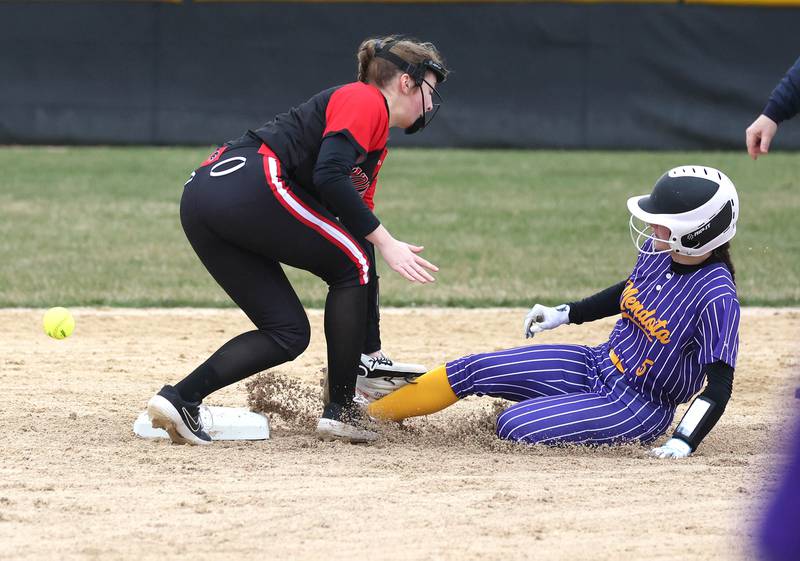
[267,157,369,285]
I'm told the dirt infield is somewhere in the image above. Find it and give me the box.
[1,307,798,561]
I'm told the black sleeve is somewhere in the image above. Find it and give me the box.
[672,361,734,451]
[567,280,626,325]
[312,134,380,238]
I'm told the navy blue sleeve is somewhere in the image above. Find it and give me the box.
[313,134,381,238]
[763,56,800,124]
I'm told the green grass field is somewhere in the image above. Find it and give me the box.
[1,146,797,307]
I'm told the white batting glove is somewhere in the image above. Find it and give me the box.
[650,438,692,459]
[523,304,570,339]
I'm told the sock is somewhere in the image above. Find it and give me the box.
[324,284,367,407]
[174,330,292,403]
[367,365,458,422]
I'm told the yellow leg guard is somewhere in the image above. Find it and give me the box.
[367,365,458,422]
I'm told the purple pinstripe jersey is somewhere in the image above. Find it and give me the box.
[444,241,740,446]
[607,240,740,407]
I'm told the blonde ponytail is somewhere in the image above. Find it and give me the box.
[356,38,379,83]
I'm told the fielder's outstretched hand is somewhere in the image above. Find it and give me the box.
[650,438,692,459]
[368,225,438,284]
[378,238,438,283]
[523,304,570,339]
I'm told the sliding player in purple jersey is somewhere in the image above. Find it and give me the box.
[369,166,740,458]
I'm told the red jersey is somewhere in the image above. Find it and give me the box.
[251,82,389,211]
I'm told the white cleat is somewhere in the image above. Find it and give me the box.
[315,403,378,443]
[355,354,427,403]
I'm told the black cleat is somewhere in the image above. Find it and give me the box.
[147,385,212,446]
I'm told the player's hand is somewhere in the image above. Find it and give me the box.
[746,114,778,160]
[377,238,438,283]
[523,304,570,339]
[650,438,692,459]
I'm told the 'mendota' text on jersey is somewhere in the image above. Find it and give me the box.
[620,280,672,344]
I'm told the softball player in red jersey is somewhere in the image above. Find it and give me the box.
[370,167,740,459]
[146,36,448,445]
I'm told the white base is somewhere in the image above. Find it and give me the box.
[134,406,269,441]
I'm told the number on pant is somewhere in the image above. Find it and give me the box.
[210,157,247,177]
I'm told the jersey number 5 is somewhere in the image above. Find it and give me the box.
[635,359,654,377]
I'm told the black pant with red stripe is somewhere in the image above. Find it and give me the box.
[174,139,372,408]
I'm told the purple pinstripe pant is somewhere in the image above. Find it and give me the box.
[446,343,673,445]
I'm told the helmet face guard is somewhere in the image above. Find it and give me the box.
[627,166,739,257]
[629,216,673,255]
[374,41,447,134]
[404,74,444,134]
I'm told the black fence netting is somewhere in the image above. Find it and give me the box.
[1,1,798,148]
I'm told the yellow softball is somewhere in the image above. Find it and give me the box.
[43,307,75,340]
